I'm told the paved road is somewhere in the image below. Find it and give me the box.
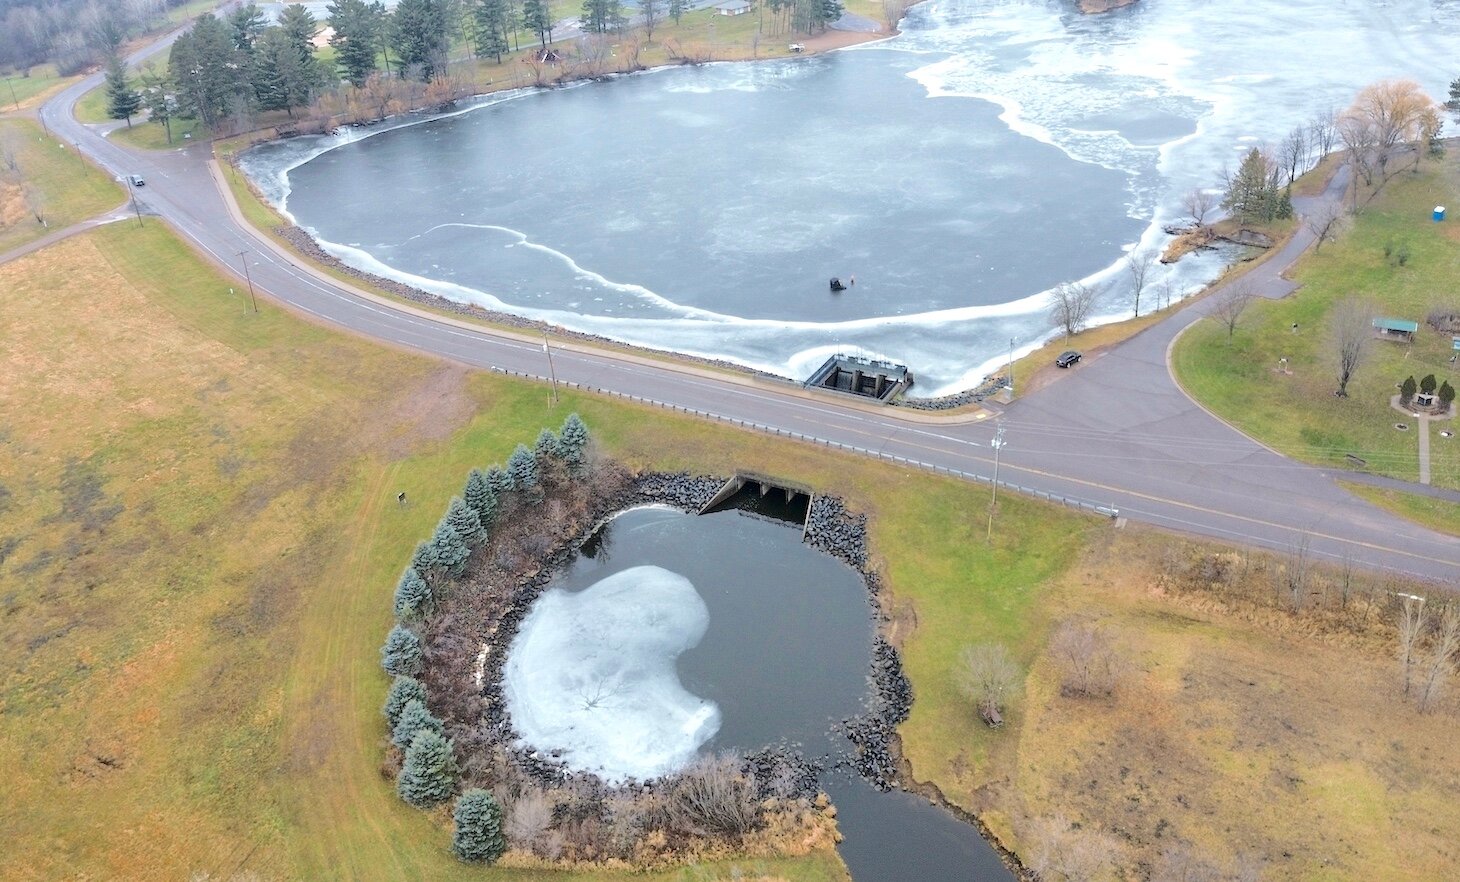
[30,31,1460,583]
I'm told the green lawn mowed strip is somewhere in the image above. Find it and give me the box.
[1340,481,1460,538]
[0,118,123,252]
[3,219,1092,879]
[2,64,76,108]
[1173,152,1460,490]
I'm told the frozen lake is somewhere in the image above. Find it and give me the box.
[244,0,1460,394]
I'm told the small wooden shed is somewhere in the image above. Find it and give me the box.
[1373,317,1419,342]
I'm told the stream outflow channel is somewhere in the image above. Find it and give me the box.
[503,501,1011,880]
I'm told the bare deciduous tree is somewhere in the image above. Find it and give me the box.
[1025,813,1121,882]
[1208,282,1255,342]
[1304,202,1347,253]
[1396,595,1427,696]
[1182,187,1216,226]
[1337,111,1377,210]
[1050,619,1124,699]
[1416,605,1459,713]
[665,752,759,838]
[1283,531,1312,610]
[958,643,1021,726]
[1348,79,1438,180]
[1049,281,1098,340]
[1153,842,1222,882]
[502,788,554,851]
[1330,297,1374,397]
[1278,124,1309,184]
[1308,105,1338,158]
[1125,249,1156,318]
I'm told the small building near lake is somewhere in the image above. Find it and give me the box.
[1373,317,1419,342]
[713,0,752,14]
[805,354,912,402]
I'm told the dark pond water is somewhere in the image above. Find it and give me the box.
[503,505,1011,880]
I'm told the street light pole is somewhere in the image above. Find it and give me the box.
[986,422,1006,543]
[542,329,559,406]
[1008,336,1015,394]
[236,249,258,313]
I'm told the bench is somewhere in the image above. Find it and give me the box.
[1344,453,1367,469]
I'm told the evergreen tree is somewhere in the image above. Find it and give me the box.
[444,495,486,547]
[472,0,511,63]
[507,443,539,490]
[410,539,440,576]
[383,675,428,727]
[256,28,315,117]
[391,697,444,748]
[391,0,451,80]
[1401,375,1417,406]
[463,468,499,527]
[1275,187,1293,220]
[1222,147,1281,224]
[137,69,176,144]
[168,15,241,127]
[398,729,459,807]
[1440,380,1456,410]
[556,412,590,470]
[104,55,141,127]
[1421,373,1438,395]
[328,0,383,87]
[394,566,432,619]
[280,3,322,58]
[520,0,552,49]
[381,623,423,676]
[229,3,268,53]
[485,465,512,495]
[452,789,507,863]
[535,427,559,460]
[430,520,471,576]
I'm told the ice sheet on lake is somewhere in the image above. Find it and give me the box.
[502,565,719,782]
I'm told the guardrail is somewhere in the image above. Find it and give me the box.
[491,366,1120,521]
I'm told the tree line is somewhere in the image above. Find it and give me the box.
[1,0,195,76]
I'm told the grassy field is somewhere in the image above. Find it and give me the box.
[1,65,77,110]
[1173,152,1460,491]
[0,118,122,253]
[1340,482,1460,539]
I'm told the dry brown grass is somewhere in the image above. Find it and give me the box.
[985,528,1460,880]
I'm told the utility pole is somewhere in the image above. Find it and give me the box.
[542,329,559,405]
[236,249,258,313]
[128,178,143,227]
[986,422,1006,543]
[5,77,18,111]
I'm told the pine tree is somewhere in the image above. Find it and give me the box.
[1440,380,1456,409]
[507,443,539,490]
[391,697,444,748]
[463,468,499,527]
[1421,374,1438,395]
[557,412,590,470]
[430,520,471,576]
[1401,375,1417,406]
[472,0,511,63]
[1222,148,1280,224]
[381,624,423,676]
[535,427,559,460]
[486,465,512,495]
[383,675,428,727]
[410,539,440,576]
[391,0,451,80]
[394,566,432,619]
[398,729,459,807]
[104,56,142,127]
[137,70,176,144]
[520,0,551,49]
[1275,187,1294,220]
[328,0,382,87]
[444,496,486,547]
[452,789,507,863]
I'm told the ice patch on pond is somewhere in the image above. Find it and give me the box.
[502,565,719,783]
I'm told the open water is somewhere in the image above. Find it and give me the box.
[242,0,1460,394]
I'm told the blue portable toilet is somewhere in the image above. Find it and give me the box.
[1436,205,1447,222]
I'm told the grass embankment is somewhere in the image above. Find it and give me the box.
[1173,152,1460,490]
[1340,482,1460,539]
[0,117,122,253]
[1,65,77,111]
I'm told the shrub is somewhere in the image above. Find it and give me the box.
[444,495,486,547]
[1401,375,1417,406]
[1049,619,1124,699]
[1420,373,1438,395]
[398,729,459,808]
[392,698,444,749]
[503,789,554,851]
[393,567,431,620]
[463,468,498,527]
[429,520,470,576]
[666,752,759,838]
[507,443,539,490]
[381,624,423,676]
[382,675,427,728]
[452,789,507,863]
